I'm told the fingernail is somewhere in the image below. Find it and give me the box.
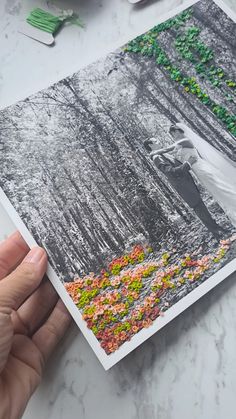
[24,247,45,264]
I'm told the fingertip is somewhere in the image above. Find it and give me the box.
[0,246,48,310]
[7,231,29,252]
[23,247,47,265]
[21,247,48,282]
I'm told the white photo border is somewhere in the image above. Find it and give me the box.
[1,0,236,370]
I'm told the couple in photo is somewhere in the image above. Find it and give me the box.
[144,123,236,239]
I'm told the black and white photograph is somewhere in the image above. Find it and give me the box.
[0,0,236,368]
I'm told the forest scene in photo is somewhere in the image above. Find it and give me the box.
[0,0,236,355]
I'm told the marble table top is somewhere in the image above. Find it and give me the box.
[0,0,236,418]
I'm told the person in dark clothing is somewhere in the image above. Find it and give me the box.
[134,184,169,247]
[143,138,223,239]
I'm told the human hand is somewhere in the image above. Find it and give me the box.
[188,156,198,165]
[152,155,161,165]
[176,122,186,132]
[150,150,160,158]
[0,231,72,419]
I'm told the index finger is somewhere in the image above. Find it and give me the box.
[0,247,47,310]
[32,299,72,366]
[0,231,29,280]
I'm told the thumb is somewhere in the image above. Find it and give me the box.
[0,247,47,311]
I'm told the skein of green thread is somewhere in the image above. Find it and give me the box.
[26,8,84,34]
[26,8,63,34]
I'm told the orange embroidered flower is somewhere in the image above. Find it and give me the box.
[64,240,232,355]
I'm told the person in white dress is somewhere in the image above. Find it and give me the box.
[151,123,236,228]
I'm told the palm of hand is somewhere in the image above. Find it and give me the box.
[0,232,71,419]
[0,311,40,418]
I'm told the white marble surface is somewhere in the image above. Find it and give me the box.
[1,0,236,418]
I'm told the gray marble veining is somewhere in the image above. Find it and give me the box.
[0,0,236,418]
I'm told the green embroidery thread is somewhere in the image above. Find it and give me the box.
[124,8,236,136]
[26,8,83,35]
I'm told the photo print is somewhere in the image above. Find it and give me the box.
[0,0,236,369]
